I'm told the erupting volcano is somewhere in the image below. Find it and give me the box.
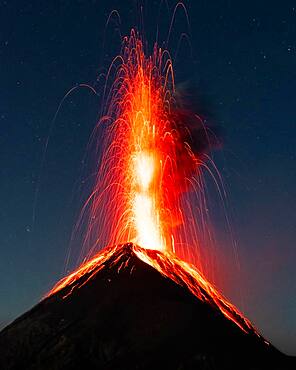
[1,24,295,370]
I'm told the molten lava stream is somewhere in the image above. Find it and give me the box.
[132,151,165,250]
[86,30,176,254]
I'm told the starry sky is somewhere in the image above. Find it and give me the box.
[1,0,296,355]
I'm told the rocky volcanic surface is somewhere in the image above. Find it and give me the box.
[0,243,294,370]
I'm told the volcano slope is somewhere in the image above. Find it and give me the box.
[0,243,294,370]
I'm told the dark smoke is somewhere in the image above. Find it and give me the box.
[171,81,222,159]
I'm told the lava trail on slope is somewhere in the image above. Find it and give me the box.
[0,243,294,370]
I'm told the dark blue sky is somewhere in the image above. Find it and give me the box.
[1,0,295,355]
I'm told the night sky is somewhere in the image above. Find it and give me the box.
[1,0,296,355]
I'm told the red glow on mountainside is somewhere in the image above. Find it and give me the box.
[47,243,262,338]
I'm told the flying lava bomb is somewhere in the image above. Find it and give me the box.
[1,13,295,370]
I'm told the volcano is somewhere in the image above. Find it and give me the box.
[0,243,294,370]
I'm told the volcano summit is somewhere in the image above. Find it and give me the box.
[0,243,294,370]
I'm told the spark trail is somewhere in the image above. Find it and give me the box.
[81,29,202,256]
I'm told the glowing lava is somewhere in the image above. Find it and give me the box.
[133,152,164,249]
[122,46,174,252]
[80,29,203,257]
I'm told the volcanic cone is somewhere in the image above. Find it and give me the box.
[0,243,294,370]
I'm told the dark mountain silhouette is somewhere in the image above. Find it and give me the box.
[0,243,294,370]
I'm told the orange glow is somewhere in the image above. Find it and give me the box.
[134,152,154,192]
[132,150,164,249]
[76,29,218,275]
[79,30,182,256]
[128,86,167,251]
[59,27,226,292]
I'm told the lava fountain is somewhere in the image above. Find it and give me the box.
[79,28,207,259]
[47,29,262,340]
